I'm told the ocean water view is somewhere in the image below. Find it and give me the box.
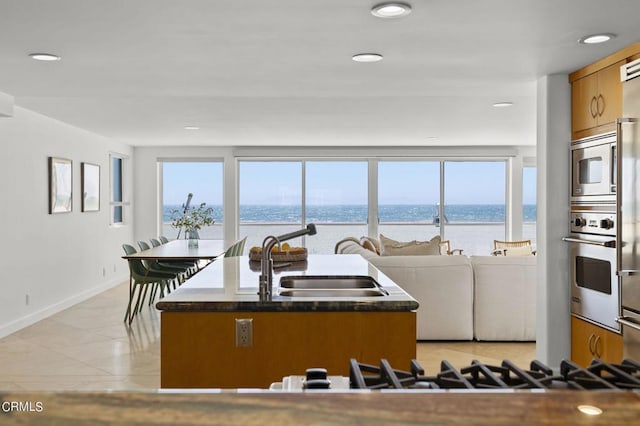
[163,204,536,223]
[162,204,536,256]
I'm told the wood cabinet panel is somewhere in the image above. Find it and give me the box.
[571,60,625,140]
[161,311,416,388]
[597,60,624,126]
[571,315,623,367]
[571,72,598,136]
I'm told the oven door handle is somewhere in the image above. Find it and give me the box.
[562,237,616,247]
[616,316,640,331]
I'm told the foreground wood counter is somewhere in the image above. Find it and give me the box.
[156,255,418,389]
[1,391,639,425]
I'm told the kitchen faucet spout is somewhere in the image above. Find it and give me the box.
[258,224,317,300]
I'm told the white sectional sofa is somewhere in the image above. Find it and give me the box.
[336,239,536,341]
[471,255,537,341]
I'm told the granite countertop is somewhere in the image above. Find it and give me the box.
[156,254,418,312]
[1,391,639,425]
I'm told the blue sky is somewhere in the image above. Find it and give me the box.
[163,161,536,205]
[163,162,223,206]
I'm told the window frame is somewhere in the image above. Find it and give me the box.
[232,153,523,254]
[157,158,225,238]
[109,153,129,226]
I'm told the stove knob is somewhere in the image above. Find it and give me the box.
[600,218,614,229]
[304,368,330,389]
[574,217,585,227]
[305,368,328,381]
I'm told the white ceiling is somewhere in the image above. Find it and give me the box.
[1,0,640,147]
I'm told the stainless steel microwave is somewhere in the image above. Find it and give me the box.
[571,132,616,204]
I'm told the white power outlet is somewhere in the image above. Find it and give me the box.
[235,318,253,347]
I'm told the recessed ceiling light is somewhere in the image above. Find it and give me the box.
[184,126,200,130]
[493,102,514,107]
[577,405,603,416]
[28,53,61,61]
[352,53,383,63]
[579,33,616,44]
[371,2,412,18]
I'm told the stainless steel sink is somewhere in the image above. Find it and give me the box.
[279,275,379,289]
[278,288,387,298]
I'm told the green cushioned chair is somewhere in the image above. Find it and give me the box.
[122,244,178,325]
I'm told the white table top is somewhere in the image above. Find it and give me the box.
[122,239,226,260]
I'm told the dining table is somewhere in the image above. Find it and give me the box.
[121,239,226,262]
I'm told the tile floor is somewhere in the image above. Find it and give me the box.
[0,281,535,391]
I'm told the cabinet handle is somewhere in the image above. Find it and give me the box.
[593,335,602,358]
[597,94,605,117]
[590,96,598,118]
[587,333,595,355]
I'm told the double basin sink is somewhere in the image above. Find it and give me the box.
[277,275,388,298]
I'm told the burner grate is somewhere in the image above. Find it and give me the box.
[348,358,640,390]
[561,358,640,390]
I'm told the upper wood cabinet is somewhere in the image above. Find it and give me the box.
[570,315,623,367]
[571,60,624,140]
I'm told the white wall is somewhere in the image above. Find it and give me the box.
[536,74,571,366]
[0,107,133,337]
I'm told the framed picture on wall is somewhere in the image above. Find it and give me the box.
[48,157,73,214]
[81,162,100,212]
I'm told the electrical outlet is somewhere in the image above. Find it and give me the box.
[102,267,106,277]
[235,318,253,347]
[25,294,29,306]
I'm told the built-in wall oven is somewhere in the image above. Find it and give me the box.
[563,209,620,332]
[571,132,616,204]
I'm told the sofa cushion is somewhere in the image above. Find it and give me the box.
[379,234,441,256]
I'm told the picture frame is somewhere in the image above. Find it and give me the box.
[81,162,100,212]
[49,157,73,214]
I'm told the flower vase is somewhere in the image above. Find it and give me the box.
[186,229,199,248]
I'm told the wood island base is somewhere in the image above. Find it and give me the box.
[160,311,416,389]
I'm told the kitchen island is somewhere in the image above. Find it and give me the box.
[3,391,638,425]
[156,254,418,389]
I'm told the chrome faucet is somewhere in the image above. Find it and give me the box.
[259,224,317,300]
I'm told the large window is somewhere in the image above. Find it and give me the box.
[305,161,367,253]
[378,161,440,242]
[239,161,303,250]
[444,161,506,255]
[236,157,525,255]
[161,161,223,239]
[110,154,127,225]
[238,161,367,253]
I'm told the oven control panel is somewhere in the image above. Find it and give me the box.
[570,211,616,236]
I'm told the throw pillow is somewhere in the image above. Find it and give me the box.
[360,237,380,254]
[379,234,441,256]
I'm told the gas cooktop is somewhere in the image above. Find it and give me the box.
[272,358,640,391]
